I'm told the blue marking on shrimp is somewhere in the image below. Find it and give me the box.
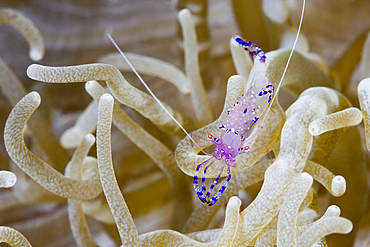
[206,166,224,200]
[192,37,274,206]
[235,37,266,62]
[207,167,231,206]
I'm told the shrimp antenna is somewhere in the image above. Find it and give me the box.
[249,0,306,148]
[106,33,207,155]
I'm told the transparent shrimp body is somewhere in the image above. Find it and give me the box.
[193,37,274,206]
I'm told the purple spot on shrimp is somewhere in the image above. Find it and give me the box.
[243,108,248,114]
[235,37,247,46]
[204,166,210,173]
[207,170,232,206]
[219,124,225,129]
[253,117,259,123]
[236,38,253,47]
[268,95,272,103]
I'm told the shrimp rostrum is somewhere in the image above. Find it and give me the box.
[176,37,280,206]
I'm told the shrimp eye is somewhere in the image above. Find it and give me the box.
[208,134,213,140]
[244,146,250,152]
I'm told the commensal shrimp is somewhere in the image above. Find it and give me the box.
[193,38,274,206]
[192,0,306,205]
[106,0,304,208]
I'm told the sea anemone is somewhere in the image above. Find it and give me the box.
[0,1,369,246]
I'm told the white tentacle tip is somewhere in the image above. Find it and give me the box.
[85,81,103,97]
[331,175,346,197]
[101,93,114,102]
[178,8,191,19]
[29,49,44,62]
[301,172,314,184]
[339,218,353,234]
[27,91,41,103]
[99,93,114,110]
[262,0,289,24]
[228,196,242,208]
[26,64,40,80]
[229,74,244,82]
[85,80,96,92]
[309,108,363,136]
[84,134,96,145]
[60,127,84,149]
[308,121,321,136]
[0,171,17,188]
[345,221,353,233]
[325,205,341,217]
[351,108,363,125]
[297,208,318,226]
[357,78,370,92]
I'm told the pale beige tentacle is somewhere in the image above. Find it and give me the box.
[65,134,99,247]
[0,171,16,188]
[178,9,212,126]
[0,226,33,247]
[27,63,192,136]
[139,197,241,246]
[4,92,101,200]
[60,101,98,149]
[96,93,140,246]
[86,80,193,230]
[277,173,313,247]
[357,78,370,151]
[98,52,190,94]
[231,87,351,246]
[308,107,362,136]
[304,160,346,197]
[0,8,44,61]
[254,215,278,247]
[0,50,69,170]
[296,217,352,247]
